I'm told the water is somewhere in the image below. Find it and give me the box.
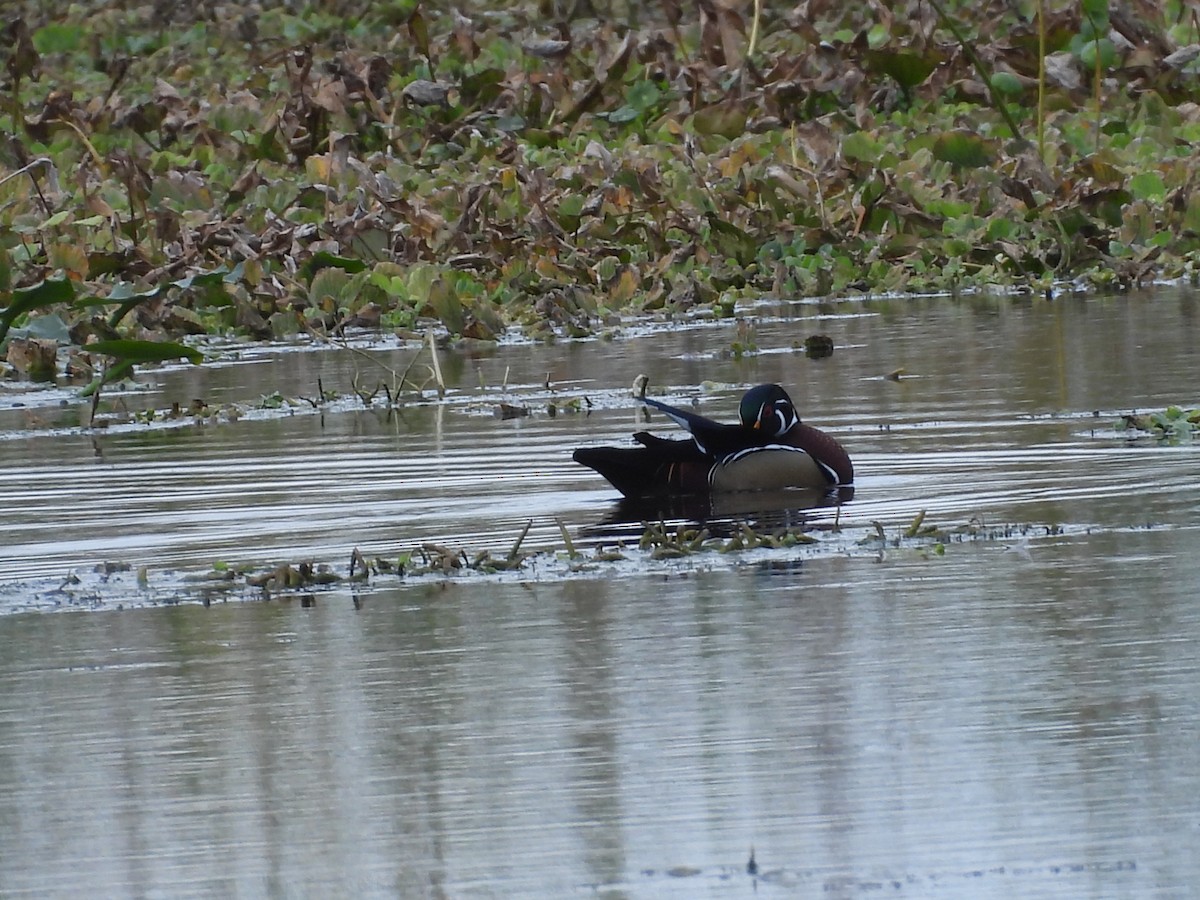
[1,290,1198,896]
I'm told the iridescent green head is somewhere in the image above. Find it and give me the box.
[738,384,799,436]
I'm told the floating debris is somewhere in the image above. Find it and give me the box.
[803,334,835,359]
[495,402,529,419]
[1118,406,1199,440]
[6,509,1097,614]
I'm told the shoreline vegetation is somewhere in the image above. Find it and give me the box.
[2,0,1200,386]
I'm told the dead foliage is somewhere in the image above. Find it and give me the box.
[2,0,1200,357]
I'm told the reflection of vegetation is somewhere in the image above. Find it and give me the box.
[638,519,819,557]
[3,0,1200,385]
[1119,406,1200,440]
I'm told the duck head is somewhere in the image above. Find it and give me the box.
[739,384,799,437]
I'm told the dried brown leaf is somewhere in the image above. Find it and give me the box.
[1043,51,1082,91]
[1164,44,1200,69]
[312,78,349,116]
[4,19,39,82]
[452,11,479,61]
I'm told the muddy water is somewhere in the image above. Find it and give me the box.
[1,290,1199,896]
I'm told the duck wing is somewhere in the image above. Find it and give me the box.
[640,396,766,457]
[631,430,705,459]
[573,440,711,498]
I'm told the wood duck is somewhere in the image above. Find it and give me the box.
[573,384,854,499]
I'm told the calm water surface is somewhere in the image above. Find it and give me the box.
[1,290,1198,896]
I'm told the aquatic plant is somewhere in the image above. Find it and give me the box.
[2,0,1200,383]
[1118,406,1200,440]
[42,509,1088,612]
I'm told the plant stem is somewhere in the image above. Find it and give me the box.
[1092,26,1102,152]
[748,0,762,60]
[927,0,1024,141]
[1036,0,1046,162]
[427,329,445,397]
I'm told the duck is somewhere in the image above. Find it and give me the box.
[573,383,853,499]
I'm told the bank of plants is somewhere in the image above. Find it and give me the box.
[3,0,1200,390]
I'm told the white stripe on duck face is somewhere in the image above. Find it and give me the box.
[756,402,798,436]
[777,405,799,434]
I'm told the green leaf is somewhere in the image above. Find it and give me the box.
[985,217,1015,241]
[864,49,941,90]
[494,114,526,132]
[407,5,430,59]
[255,128,287,164]
[13,312,71,343]
[1184,194,1200,234]
[39,210,72,229]
[32,23,83,53]
[1129,172,1166,202]
[1077,38,1116,70]
[626,79,662,112]
[108,282,163,302]
[86,339,204,365]
[1076,154,1124,185]
[608,105,640,124]
[94,282,165,327]
[86,251,130,278]
[299,252,367,283]
[309,267,352,304]
[842,131,883,163]
[259,390,286,409]
[172,268,231,290]
[558,194,585,218]
[80,359,135,397]
[1079,0,1109,25]
[932,132,992,169]
[692,102,747,139]
[406,263,438,302]
[460,69,505,108]
[990,72,1024,97]
[595,256,619,283]
[0,277,76,344]
[427,276,464,333]
[704,213,757,267]
[171,267,235,309]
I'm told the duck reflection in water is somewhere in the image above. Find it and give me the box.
[583,484,855,543]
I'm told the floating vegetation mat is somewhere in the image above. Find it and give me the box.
[2,512,1113,615]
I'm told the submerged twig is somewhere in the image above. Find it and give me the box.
[348,547,368,580]
[508,519,533,562]
[904,509,927,538]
